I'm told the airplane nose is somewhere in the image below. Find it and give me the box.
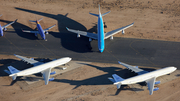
[99,48,104,53]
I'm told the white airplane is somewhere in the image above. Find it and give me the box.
[108,61,177,95]
[4,54,71,85]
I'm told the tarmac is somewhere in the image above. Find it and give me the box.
[0,29,180,68]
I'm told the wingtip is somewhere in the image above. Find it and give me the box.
[66,27,69,30]
[118,61,121,64]
[14,19,18,22]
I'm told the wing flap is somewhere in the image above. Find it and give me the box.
[42,68,51,85]
[22,30,39,34]
[104,22,134,39]
[66,27,98,39]
[14,54,43,66]
[118,61,148,75]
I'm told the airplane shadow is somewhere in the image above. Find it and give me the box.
[14,7,102,53]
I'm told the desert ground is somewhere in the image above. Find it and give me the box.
[0,0,180,101]
[0,54,180,101]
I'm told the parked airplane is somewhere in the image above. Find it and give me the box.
[4,54,71,85]
[66,5,134,52]
[22,18,56,41]
[0,14,17,36]
[108,61,177,95]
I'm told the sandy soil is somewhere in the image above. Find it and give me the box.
[0,0,180,42]
[0,0,180,101]
[0,54,180,101]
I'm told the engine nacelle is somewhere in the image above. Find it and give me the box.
[135,66,138,68]
[122,30,125,35]
[155,81,161,85]
[45,31,49,34]
[153,87,159,91]
[49,77,54,81]
[77,34,80,38]
[3,28,7,31]
[50,71,56,75]
[110,36,113,40]
[35,33,38,37]
[89,38,92,42]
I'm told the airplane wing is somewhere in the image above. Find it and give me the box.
[66,27,98,40]
[14,54,43,66]
[42,68,51,85]
[22,30,39,34]
[146,77,156,95]
[43,24,56,32]
[118,61,148,75]
[2,19,18,29]
[104,22,134,39]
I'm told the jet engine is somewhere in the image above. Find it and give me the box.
[49,78,54,81]
[110,36,113,40]
[35,33,38,37]
[3,28,7,31]
[155,81,161,85]
[50,71,56,75]
[153,87,159,91]
[45,31,49,34]
[77,34,80,38]
[122,30,125,35]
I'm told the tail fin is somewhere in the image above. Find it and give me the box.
[29,18,43,22]
[0,14,2,17]
[89,4,110,17]
[9,74,17,80]
[8,66,20,74]
[112,74,124,89]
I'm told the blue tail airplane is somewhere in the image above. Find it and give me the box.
[66,5,134,53]
[22,18,56,41]
[0,14,17,37]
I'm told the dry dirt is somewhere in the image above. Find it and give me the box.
[0,55,180,101]
[0,0,180,101]
[0,0,180,42]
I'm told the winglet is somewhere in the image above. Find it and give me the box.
[14,19,18,23]
[66,27,69,30]
[118,61,121,64]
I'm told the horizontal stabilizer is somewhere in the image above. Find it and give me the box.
[9,74,17,80]
[29,18,43,22]
[153,87,159,91]
[116,83,121,89]
[155,81,161,85]
[50,71,56,75]
[49,78,54,81]
[89,13,99,17]
[102,11,111,16]
[112,74,124,82]
[108,77,115,83]
[8,66,20,74]
[4,70,11,75]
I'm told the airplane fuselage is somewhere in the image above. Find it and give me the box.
[117,67,176,85]
[0,24,3,36]
[37,22,45,40]
[15,57,71,76]
[97,14,105,53]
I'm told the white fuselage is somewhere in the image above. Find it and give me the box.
[16,57,71,76]
[119,67,176,85]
